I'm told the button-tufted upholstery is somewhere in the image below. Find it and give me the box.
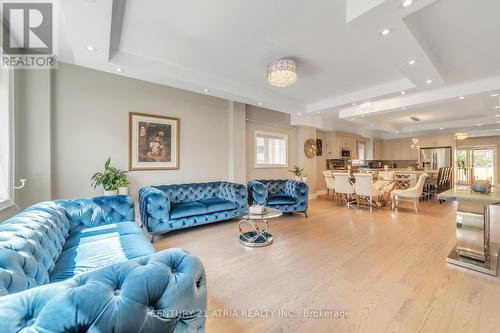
[139,181,247,235]
[247,179,309,215]
[0,196,207,332]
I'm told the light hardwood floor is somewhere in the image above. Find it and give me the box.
[154,198,500,333]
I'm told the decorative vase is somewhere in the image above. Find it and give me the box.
[104,189,118,196]
[118,186,129,195]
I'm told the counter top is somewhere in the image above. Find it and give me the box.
[438,187,500,203]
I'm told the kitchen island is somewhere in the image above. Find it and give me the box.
[438,187,500,276]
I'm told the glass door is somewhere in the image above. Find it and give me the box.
[455,147,496,184]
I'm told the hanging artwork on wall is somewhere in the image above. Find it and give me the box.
[129,112,179,170]
[316,138,323,156]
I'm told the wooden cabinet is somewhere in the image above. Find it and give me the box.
[373,139,384,160]
[324,131,359,159]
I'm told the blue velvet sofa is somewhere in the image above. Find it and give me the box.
[139,181,247,238]
[0,195,207,333]
[247,179,309,216]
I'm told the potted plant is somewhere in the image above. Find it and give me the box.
[289,166,307,183]
[91,158,128,196]
[116,170,129,195]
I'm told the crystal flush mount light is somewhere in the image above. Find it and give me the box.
[267,58,297,87]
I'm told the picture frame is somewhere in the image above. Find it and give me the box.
[129,112,180,170]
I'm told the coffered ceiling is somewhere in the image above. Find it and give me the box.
[58,0,500,138]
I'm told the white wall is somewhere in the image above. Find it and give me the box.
[52,63,234,202]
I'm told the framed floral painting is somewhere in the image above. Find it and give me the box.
[129,112,179,170]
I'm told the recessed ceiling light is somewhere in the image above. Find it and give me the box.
[350,118,354,121]
[490,93,500,97]
[495,114,500,117]
[203,89,209,93]
[497,120,500,123]
[116,68,123,73]
[425,79,433,84]
[352,102,357,106]
[86,46,96,52]
[476,124,483,126]
[440,127,444,130]
[497,129,500,131]
[361,114,365,117]
[401,0,414,8]
[298,112,302,116]
[379,28,392,36]
[396,131,400,134]
[408,59,416,65]
[458,96,465,100]
[401,91,406,95]
[258,102,263,106]
[494,106,500,109]
[316,111,320,114]
[402,106,407,110]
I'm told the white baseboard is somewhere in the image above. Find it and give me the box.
[308,190,327,200]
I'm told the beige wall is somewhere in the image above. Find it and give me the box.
[245,105,297,181]
[51,63,237,202]
[296,126,318,193]
[316,131,327,192]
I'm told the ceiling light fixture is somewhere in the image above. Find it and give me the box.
[401,0,414,8]
[425,79,433,84]
[203,89,209,93]
[476,124,483,126]
[258,102,263,106]
[267,58,297,87]
[458,96,465,100]
[402,106,407,110]
[298,112,301,116]
[86,46,96,52]
[494,106,500,109]
[401,91,406,95]
[379,28,392,36]
[408,59,416,65]
[490,93,500,97]
[116,68,123,73]
[352,102,357,106]
[455,132,469,140]
[495,114,500,117]
[440,127,444,130]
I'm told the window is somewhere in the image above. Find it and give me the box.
[0,68,13,210]
[255,130,288,168]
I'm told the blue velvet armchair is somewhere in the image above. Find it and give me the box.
[0,196,207,332]
[247,179,309,216]
[139,181,247,238]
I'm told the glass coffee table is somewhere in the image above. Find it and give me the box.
[238,207,283,247]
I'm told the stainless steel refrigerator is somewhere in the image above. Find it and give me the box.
[420,147,452,170]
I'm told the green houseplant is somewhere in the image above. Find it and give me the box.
[289,166,307,183]
[91,158,128,196]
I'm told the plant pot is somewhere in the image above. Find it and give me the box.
[301,176,308,183]
[104,190,118,196]
[118,186,129,195]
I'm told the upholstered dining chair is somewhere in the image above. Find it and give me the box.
[322,170,335,199]
[391,174,428,213]
[333,173,355,207]
[353,173,383,210]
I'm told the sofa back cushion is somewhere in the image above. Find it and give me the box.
[0,202,71,296]
[56,196,135,232]
[156,182,223,203]
[255,179,288,194]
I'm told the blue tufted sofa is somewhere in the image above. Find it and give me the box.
[139,182,247,238]
[0,196,207,333]
[247,179,309,216]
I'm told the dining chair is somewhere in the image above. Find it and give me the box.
[333,173,355,208]
[391,174,428,213]
[322,170,335,199]
[354,173,383,211]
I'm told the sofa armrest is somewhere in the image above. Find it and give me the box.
[217,182,247,210]
[0,248,207,333]
[247,180,268,205]
[56,195,135,230]
[139,186,171,232]
[285,180,309,205]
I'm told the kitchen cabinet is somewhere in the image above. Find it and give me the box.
[373,139,384,160]
[324,131,359,159]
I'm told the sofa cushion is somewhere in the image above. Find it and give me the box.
[170,201,208,219]
[0,203,71,296]
[199,198,237,213]
[49,222,154,282]
[268,194,296,205]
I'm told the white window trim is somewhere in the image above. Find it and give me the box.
[0,69,15,211]
[254,130,289,169]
